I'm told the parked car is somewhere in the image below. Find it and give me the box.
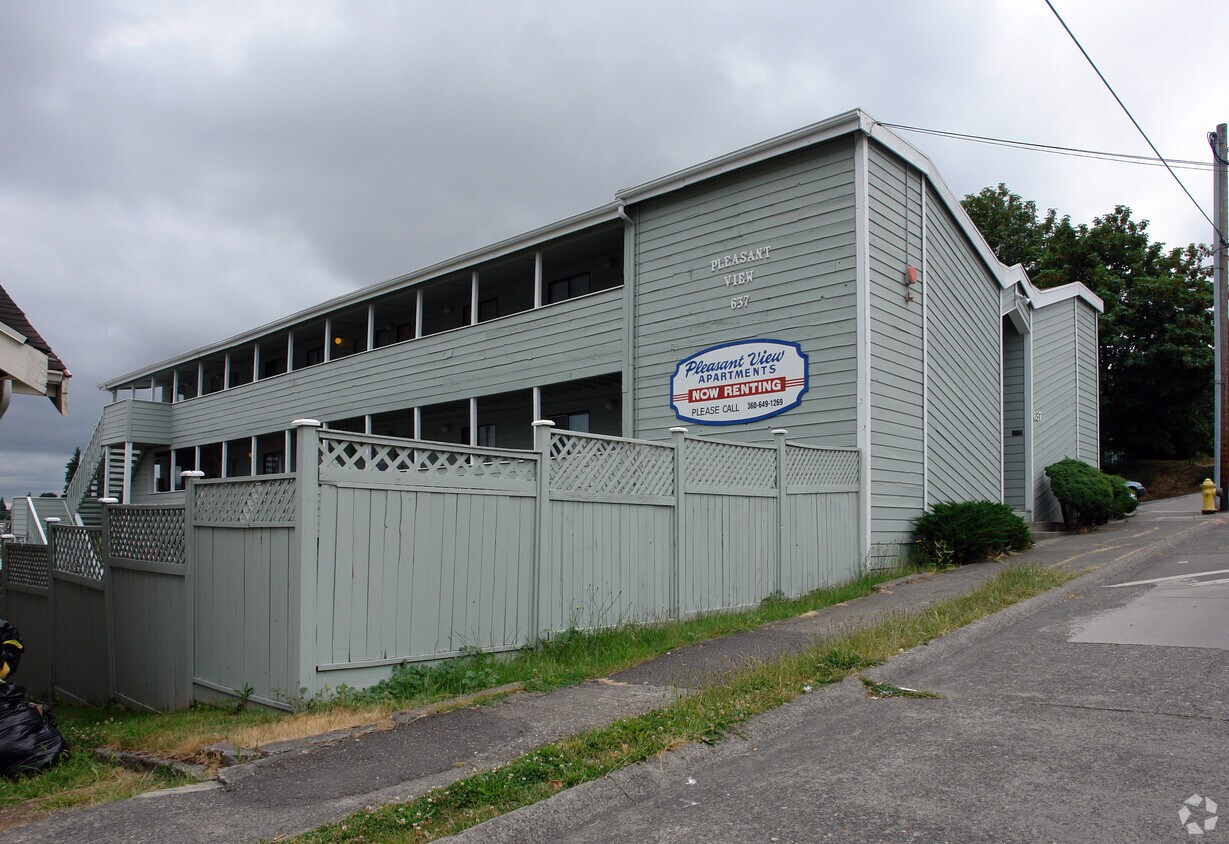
[1125,481,1146,500]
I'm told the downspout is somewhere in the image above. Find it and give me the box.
[617,201,636,438]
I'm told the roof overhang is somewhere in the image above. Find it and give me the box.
[103,202,623,389]
[104,107,1103,388]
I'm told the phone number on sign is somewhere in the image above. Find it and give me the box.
[745,398,785,410]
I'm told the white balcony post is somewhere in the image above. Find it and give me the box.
[287,331,295,373]
[220,441,229,479]
[121,442,134,504]
[469,398,478,446]
[415,289,424,339]
[471,271,479,326]
[534,250,543,308]
[172,369,179,403]
[413,407,422,440]
[367,304,375,351]
[223,353,231,390]
[253,343,261,382]
[324,318,332,363]
[197,362,204,397]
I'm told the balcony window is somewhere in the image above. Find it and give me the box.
[541,227,623,304]
[373,291,418,348]
[477,256,534,322]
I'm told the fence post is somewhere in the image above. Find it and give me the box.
[670,427,688,620]
[531,420,555,647]
[773,429,788,598]
[44,518,60,698]
[179,475,203,708]
[98,498,119,700]
[0,534,12,618]
[291,420,321,697]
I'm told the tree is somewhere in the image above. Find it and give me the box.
[962,184,1054,276]
[963,187,1213,460]
[64,446,81,495]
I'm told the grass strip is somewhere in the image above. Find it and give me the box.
[292,563,1073,843]
[61,568,912,757]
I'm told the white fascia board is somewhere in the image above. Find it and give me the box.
[0,332,49,394]
[616,110,865,205]
[1031,282,1105,313]
[866,123,1105,315]
[103,201,623,389]
[0,322,27,344]
[865,120,1019,290]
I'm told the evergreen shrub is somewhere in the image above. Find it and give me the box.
[1045,459,1136,527]
[912,500,1033,567]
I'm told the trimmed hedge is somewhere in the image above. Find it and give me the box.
[1045,459,1138,528]
[913,500,1033,567]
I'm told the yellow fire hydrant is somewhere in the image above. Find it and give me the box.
[1201,478,1218,514]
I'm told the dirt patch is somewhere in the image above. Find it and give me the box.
[1107,458,1212,500]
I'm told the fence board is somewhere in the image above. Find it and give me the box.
[52,576,108,706]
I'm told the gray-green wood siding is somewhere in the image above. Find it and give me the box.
[867,145,925,542]
[1031,299,1079,522]
[923,186,1002,505]
[169,291,625,447]
[631,139,859,446]
[1076,301,1100,466]
[1003,327,1027,508]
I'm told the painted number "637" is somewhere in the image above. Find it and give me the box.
[730,295,750,310]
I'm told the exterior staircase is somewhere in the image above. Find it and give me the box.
[64,416,143,526]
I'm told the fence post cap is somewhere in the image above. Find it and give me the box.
[179,471,205,479]
[291,418,322,427]
[44,517,61,523]
[531,419,556,428]
[98,497,120,504]
[668,426,688,434]
[771,428,788,436]
[1,534,15,540]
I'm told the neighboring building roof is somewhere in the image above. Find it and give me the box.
[0,284,68,373]
[0,283,70,416]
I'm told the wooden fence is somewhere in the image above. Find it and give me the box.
[300,424,861,695]
[1,509,188,711]
[3,424,862,710]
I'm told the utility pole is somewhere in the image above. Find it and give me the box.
[1215,123,1228,509]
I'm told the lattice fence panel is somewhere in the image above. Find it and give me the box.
[684,438,777,490]
[51,526,104,581]
[785,447,860,488]
[194,480,297,525]
[110,507,186,563]
[320,434,537,485]
[3,543,50,590]
[549,432,674,497]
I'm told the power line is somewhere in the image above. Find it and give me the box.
[1043,0,1224,245]
[876,122,1214,172]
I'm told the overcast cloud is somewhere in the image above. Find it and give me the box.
[2,0,1225,501]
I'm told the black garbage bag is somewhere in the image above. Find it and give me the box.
[0,682,68,777]
[0,619,22,677]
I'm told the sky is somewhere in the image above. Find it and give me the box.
[2,0,1226,502]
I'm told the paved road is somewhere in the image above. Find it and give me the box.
[459,498,1229,843]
